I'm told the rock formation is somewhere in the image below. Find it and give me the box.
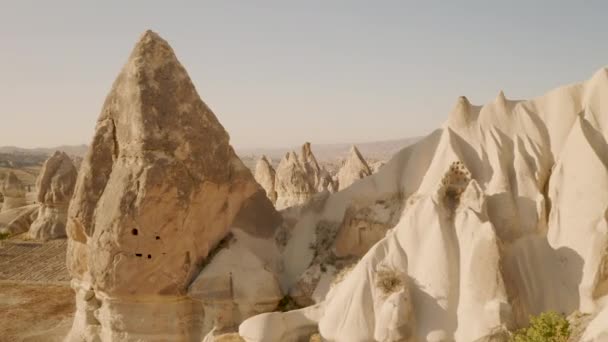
[0,204,39,236]
[64,30,277,341]
[254,155,277,204]
[28,151,77,240]
[1,171,26,212]
[336,145,372,190]
[238,67,608,341]
[274,143,337,209]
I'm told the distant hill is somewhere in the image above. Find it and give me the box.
[0,137,419,174]
[236,137,421,164]
[0,145,89,157]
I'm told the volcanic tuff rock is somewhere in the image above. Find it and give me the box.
[254,155,277,204]
[275,143,337,209]
[64,30,270,341]
[239,67,608,341]
[29,151,77,240]
[1,171,26,212]
[336,145,372,190]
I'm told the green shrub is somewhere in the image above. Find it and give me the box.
[0,232,9,240]
[510,311,570,342]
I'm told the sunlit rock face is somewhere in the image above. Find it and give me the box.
[275,142,337,210]
[1,171,26,212]
[336,145,372,191]
[64,30,264,342]
[29,151,77,240]
[254,155,277,204]
[238,68,608,341]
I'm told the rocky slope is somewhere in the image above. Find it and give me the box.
[238,67,608,341]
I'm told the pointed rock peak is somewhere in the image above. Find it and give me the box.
[2,171,25,197]
[259,155,271,165]
[349,145,370,167]
[591,66,608,81]
[4,171,22,187]
[131,29,173,60]
[457,95,471,106]
[449,96,472,120]
[256,155,275,175]
[301,142,314,159]
[495,90,507,108]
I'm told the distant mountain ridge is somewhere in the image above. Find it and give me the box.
[0,137,420,163]
[236,136,421,163]
[0,145,89,157]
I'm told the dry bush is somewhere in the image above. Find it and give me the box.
[375,266,404,295]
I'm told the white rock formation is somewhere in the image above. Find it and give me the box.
[64,30,274,341]
[1,171,26,212]
[336,145,372,190]
[239,67,608,341]
[29,151,77,240]
[275,143,337,209]
[254,155,277,204]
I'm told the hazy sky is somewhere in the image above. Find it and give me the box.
[1,1,607,149]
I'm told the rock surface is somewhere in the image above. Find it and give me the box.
[64,30,265,341]
[239,67,608,341]
[275,143,337,209]
[336,146,372,190]
[29,151,77,240]
[1,171,26,212]
[254,155,277,204]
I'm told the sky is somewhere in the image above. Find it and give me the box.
[1,1,607,149]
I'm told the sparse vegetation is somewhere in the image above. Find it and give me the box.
[330,262,357,288]
[375,266,404,296]
[0,232,10,240]
[309,332,322,342]
[510,311,570,342]
[276,295,302,312]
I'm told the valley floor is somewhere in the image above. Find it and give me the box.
[0,239,73,342]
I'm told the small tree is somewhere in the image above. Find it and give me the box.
[511,311,570,342]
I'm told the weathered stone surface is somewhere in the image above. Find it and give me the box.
[29,151,77,240]
[65,30,262,341]
[336,146,371,190]
[1,172,26,212]
[275,143,337,209]
[254,155,277,204]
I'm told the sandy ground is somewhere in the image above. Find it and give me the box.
[0,239,73,342]
[0,282,74,342]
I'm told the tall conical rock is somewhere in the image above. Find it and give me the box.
[254,155,277,204]
[336,145,372,190]
[275,151,315,209]
[29,151,77,240]
[1,171,26,212]
[274,143,337,209]
[65,30,262,342]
